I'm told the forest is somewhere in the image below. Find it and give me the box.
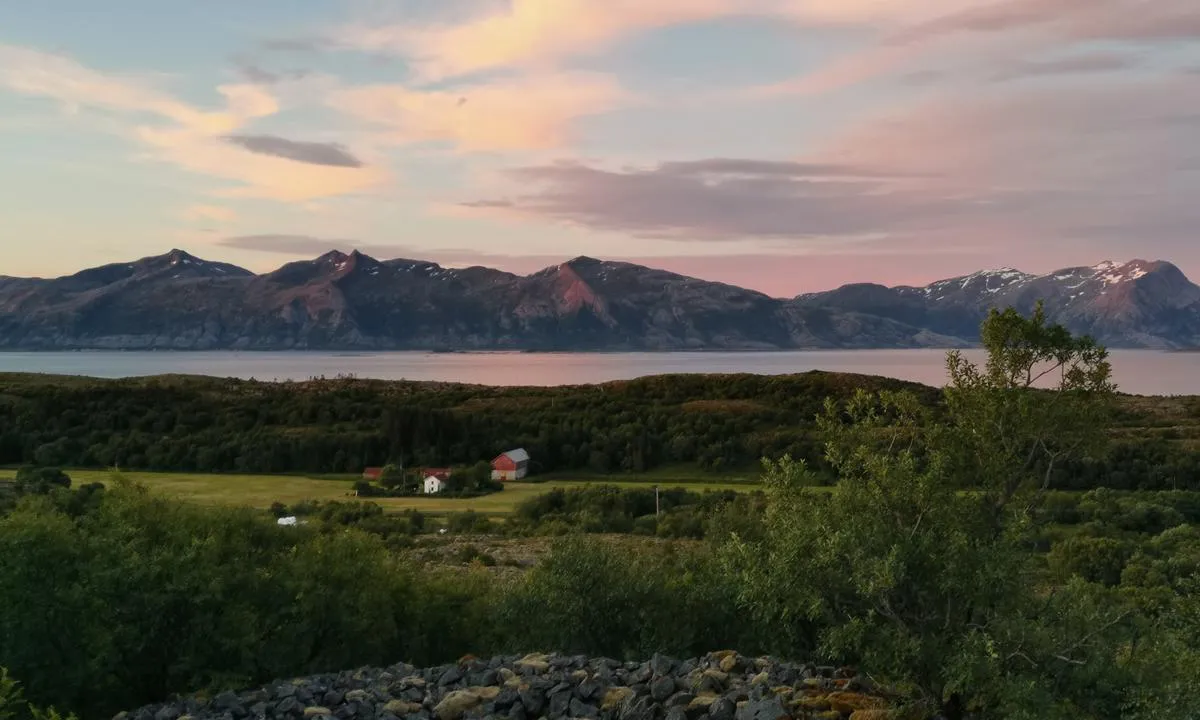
[0,364,1197,490]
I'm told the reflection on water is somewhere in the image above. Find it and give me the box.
[0,349,1194,396]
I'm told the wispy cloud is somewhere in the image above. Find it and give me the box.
[465,73,1200,253]
[330,72,627,152]
[888,0,1093,44]
[891,0,1200,44]
[754,0,1196,98]
[224,134,363,168]
[231,56,310,86]
[461,159,938,241]
[333,0,743,81]
[991,51,1137,81]
[261,37,329,53]
[0,43,241,133]
[0,43,386,201]
[327,0,1032,82]
[184,205,238,223]
[220,234,356,255]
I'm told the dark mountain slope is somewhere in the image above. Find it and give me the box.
[0,251,1195,350]
[795,260,1200,348]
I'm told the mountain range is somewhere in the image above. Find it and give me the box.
[1,249,1197,351]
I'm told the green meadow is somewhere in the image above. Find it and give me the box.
[0,467,759,515]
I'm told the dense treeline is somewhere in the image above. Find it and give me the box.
[1,370,1197,489]
[0,372,907,477]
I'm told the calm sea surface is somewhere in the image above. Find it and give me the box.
[0,349,1195,396]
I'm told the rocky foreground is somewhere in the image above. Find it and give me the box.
[117,652,912,720]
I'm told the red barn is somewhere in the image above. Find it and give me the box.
[362,467,383,481]
[491,448,530,481]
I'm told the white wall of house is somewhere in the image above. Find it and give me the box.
[423,476,445,494]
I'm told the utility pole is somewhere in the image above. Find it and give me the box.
[655,485,660,517]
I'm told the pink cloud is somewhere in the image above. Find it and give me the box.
[331,0,999,82]
[338,0,738,81]
[329,72,628,152]
[454,70,1200,281]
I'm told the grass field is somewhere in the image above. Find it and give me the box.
[0,468,760,515]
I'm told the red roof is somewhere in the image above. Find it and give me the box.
[362,467,383,480]
[422,468,452,481]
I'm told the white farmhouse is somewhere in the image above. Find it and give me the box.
[423,468,452,494]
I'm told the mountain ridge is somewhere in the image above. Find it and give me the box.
[0,250,1197,350]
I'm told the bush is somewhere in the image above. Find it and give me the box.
[495,537,762,660]
[451,544,497,566]
[1049,536,1134,587]
[0,480,498,719]
[446,511,493,534]
[506,485,759,538]
[12,468,70,496]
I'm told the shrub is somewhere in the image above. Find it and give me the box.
[1048,536,1134,587]
[495,537,760,660]
[0,480,497,719]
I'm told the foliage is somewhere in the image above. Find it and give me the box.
[12,468,70,496]
[445,510,494,534]
[463,461,495,488]
[729,305,1135,718]
[0,367,1194,489]
[0,668,77,720]
[506,485,763,539]
[0,481,497,719]
[495,537,760,659]
[377,464,409,491]
[0,372,944,477]
[1120,579,1200,719]
[944,303,1116,521]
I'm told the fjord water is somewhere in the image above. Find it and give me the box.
[0,349,1195,395]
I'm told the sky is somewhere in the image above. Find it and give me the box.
[1,0,1199,297]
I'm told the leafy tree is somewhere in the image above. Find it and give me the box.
[729,305,1128,718]
[13,468,70,496]
[944,302,1116,525]
[463,461,494,490]
[377,464,405,490]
